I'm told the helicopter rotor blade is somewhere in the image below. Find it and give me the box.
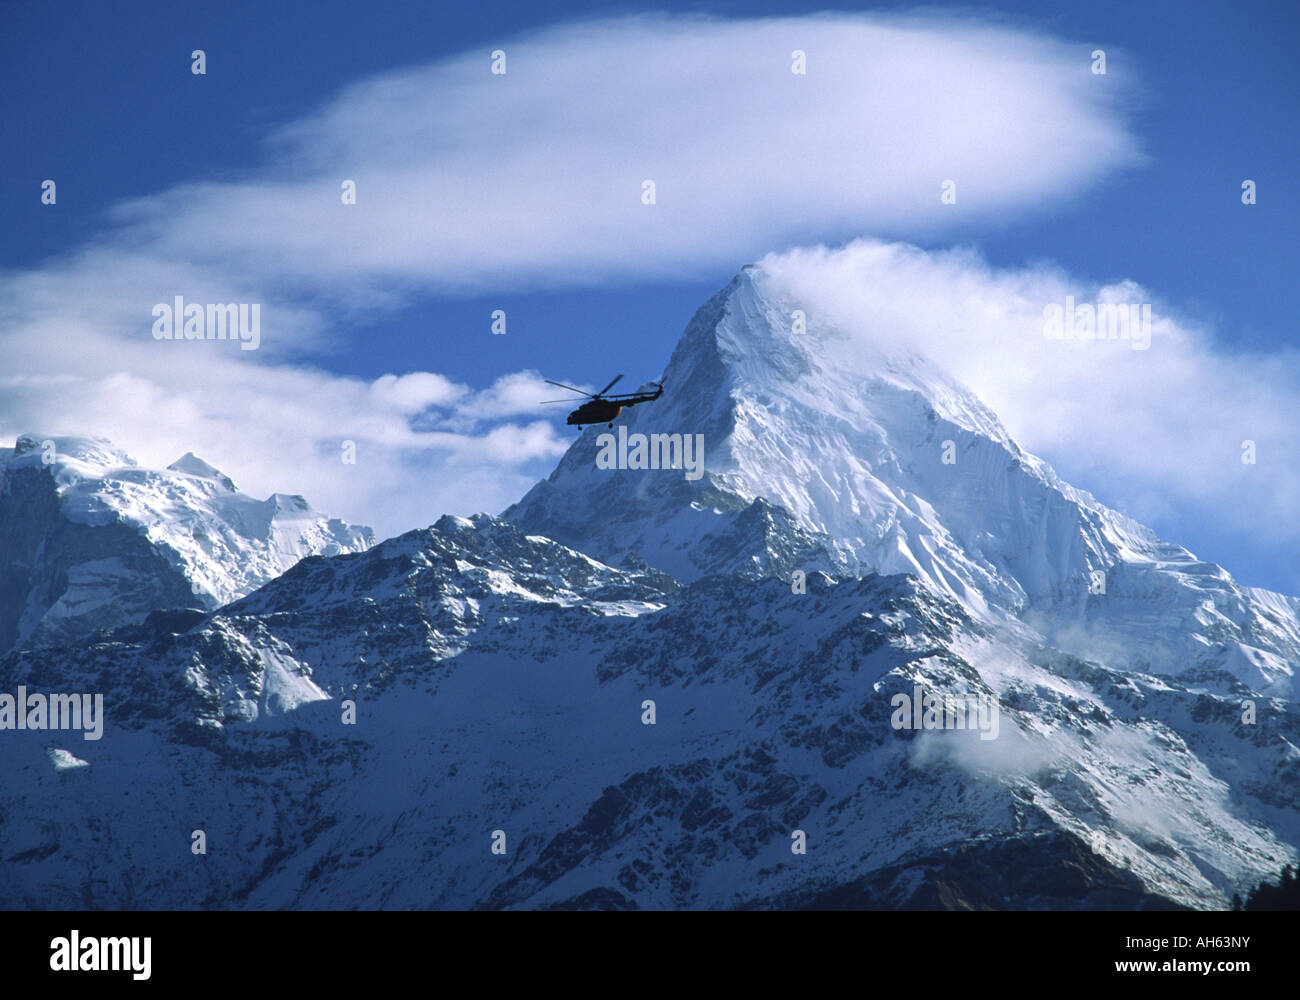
[597,374,624,397]
[543,379,591,397]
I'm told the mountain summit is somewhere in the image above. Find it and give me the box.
[506,265,1300,697]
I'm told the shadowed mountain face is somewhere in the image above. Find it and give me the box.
[2,268,1297,910]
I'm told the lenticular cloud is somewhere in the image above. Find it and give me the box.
[107,12,1144,295]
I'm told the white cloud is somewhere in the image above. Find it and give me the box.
[756,239,1300,558]
[370,372,466,413]
[99,12,1142,297]
[1,12,1144,541]
[456,372,574,422]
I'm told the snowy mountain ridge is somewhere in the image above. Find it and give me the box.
[2,512,1296,910]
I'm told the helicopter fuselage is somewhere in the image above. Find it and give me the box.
[565,387,663,426]
[566,400,624,426]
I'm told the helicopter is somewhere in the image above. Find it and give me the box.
[542,374,664,427]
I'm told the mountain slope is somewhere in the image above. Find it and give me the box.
[3,514,1296,910]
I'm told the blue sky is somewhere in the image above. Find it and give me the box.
[3,1,1298,591]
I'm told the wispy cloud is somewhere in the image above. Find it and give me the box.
[758,239,1300,564]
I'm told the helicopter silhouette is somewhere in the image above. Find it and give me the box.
[542,374,664,428]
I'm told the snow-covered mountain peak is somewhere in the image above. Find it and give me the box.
[506,266,1300,695]
[507,266,1132,592]
[0,433,375,653]
[685,265,1016,447]
[6,433,138,486]
[167,451,237,492]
